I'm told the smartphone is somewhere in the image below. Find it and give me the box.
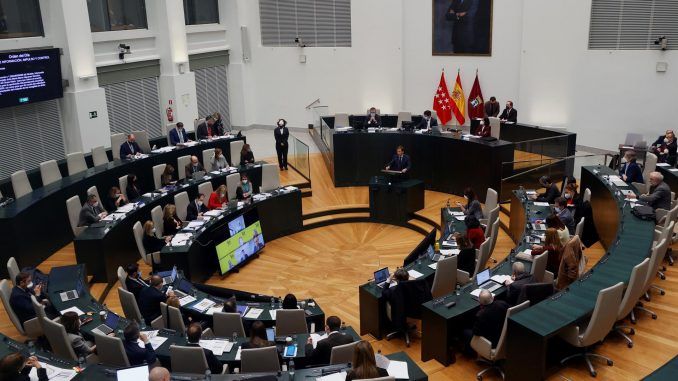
[283,345,297,358]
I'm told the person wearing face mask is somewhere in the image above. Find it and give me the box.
[209,148,229,171]
[554,197,575,234]
[162,204,182,235]
[104,186,127,212]
[236,174,253,200]
[651,130,677,165]
[169,122,190,146]
[457,187,484,220]
[184,155,205,179]
[274,118,290,170]
[415,110,438,131]
[9,272,49,329]
[364,107,381,128]
[499,100,517,123]
[563,183,580,208]
[120,133,143,159]
[124,262,149,300]
[619,150,643,184]
[126,174,142,200]
[475,117,491,137]
[208,185,229,210]
[186,193,208,221]
[78,194,107,227]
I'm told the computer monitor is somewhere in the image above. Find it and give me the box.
[228,214,246,235]
[476,268,491,286]
[215,209,266,275]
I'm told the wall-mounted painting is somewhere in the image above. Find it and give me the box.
[433,0,493,56]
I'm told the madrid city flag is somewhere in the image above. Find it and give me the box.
[432,71,453,125]
[451,71,466,125]
[468,71,484,119]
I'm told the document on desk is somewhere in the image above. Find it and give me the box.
[317,372,348,381]
[171,233,192,246]
[199,339,233,356]
[670,168,678,173]
[533,202,550,207]
[137,331,167,350]
[609,176,628,187]
[440,249,460,256]
[191,299,216,312]
[59,306,85,316]
[204,209,223,217]
[657,163,671,167]
[428,263,437,270]
[268,309,278,320]
[244,308,264,319]
[103,212,126,221]
[116,203,136,213]
[491,275,511,284]
[441,240,458,247]
[205,305,226,316]
[29,363,77,381]
[470,289,496,299]
[386,360,409,379]
[179,295,197,306]
[186,221,205,229]
[455,216,466,221]
[235,347,242,360]
[407,269,424,279]
[309,332,328,349]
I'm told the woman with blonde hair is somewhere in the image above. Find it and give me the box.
[142,220,170,253]
[208,184,228,210]
[162,204,182,235]
[345,341,388,381]
[531,228,564,274]
[556,235,584,290]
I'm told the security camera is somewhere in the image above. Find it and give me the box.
[654,36,668,51]
[294,37,307,48]
[118,44,131,60]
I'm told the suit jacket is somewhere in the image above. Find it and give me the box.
[138,286,167,325]
[473,300,509,347]
[187,343,222,374]
[499,108,517,123]
[185,162,205,179]
[557,207,575,234]
[120,141,142,159]
[458,247,476,275]
[163,216,182,236]
[9,286,44,327]
[305,331,354,366]
[196,122,213,140]
[68,332,94,358]
[123,339,158,366]
[387,154,411,172]
[537,184,560,204]
[416,117,438,130]
[169,128,189,145]
[125,276,148,300]
[652,136,678,164]
[364,114,381,128]
[3,367,48,381]
[506,273,535,306]
[484,102,499,117]
[274,127,289,146]
[640,181,672,211]
[620,161,643,184]
[78,203,105,227]
[186,200,208,221]
[475,124,491,137]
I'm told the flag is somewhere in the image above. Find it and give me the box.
[451,71,466,125]
[468,71,484,119]
[433,71,453,125]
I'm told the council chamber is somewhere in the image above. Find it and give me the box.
[0,1,676,381]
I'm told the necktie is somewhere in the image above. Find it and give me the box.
[129,143,134,154]
[178,129,184,143]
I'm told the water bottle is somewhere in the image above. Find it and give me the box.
[27,341,36,356]
[232,331,238,343]
[271,297,275,307]
[204,369,211,381]
[288,359,295,376]
[77,356,86,370]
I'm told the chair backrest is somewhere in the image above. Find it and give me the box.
[261,164,280,192]
[66,152,88,176]
[117,266,128,291]
[582,188,591,203]
[118,175,128,199]
[91,146,109,167]
[574,217,585,238]
[226,173,240,200]
[493,300,530,359]
[166,304,186,332]
[30,295,47,333]
[170,345,209,373]
[230,140,244,163]
[40,160,62,186]
[484,206,500,238]
[153,164,166,190]
[489,117,501,139]
[42,317,77,360]
[110,133,127,160]
[617,258,651,320]
[530,251,548,283]
[174,191,189,221]
[643,153,658,185]
[335,113,349,127]
[488,218,500,255]
[118,287,143,323]
[354,377,395,381]
[473,238,492,278]
[11,170,32,198]
[132,221,149,262]
[329,341,359,365]
[87,186,103,211]
[66,196,85,236]
[516,282,554,305]
[644,238,668,292]
[7,257,19,286]
[212,312,246,338]
[657,221,675,245]
[202,148,215,169]
[275,309,308,336]
[396,112,411,127]
[131,130,151,153]
[151,206,164,237]
[483,188,498,219]
[431,255,457,298]
[0,280,26,335]
[160,302,169,329]
[198,182,213,200]
[177,155,191,180]
[579,282,624,347]
[94,333,130,367]
[241,346,280,373]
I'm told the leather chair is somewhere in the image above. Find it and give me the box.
[635,238,669,319]
[91,146,109,167]
[261,164,280,192]
[241,346,280,373]
[42,317,77,360]
[7,257,19,286]
[483,188,498,221]
[582,188,591,204]
[94,332,130,367]
[275,309,308,336]
[117,267,128,291]
[66,152,88,176]
[488,117,501,139]
[516,282,554,306]
[396,112,411,127]
[39,160,62,186]
[131,130,151,153]
[0,280,41,339]
[530,251,548,283]
[174,191,189,221]
[177,155,191,180]
[66,196,86,236]
[198,182,213,199]
[202,148,215,171]
[473,238,492,278]
[212,312,246,338]
[170,345,217,374]
[614,258,650,347]
[487,218,500,264]
[329,341,359,365]
[334,113,350,128]
[226,173,240,200]
[430,256,457,298]
[575,217,585,239]
[483,206,500,237]
[118,175,128,199]
[153,164,166,190]
[151,206,164,237]
[230,141,244,163]
[110,133,126,160]
[161,302,186,333]
[118,288,148,325]
[133,221,161,268]
[165,123,178,145]
[87,186,104,212]
[11,170,32,198]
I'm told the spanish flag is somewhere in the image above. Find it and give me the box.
[451,71,466,125]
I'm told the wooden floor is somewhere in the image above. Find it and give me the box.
[2,153,677,380]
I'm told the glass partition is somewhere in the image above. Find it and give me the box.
[320,116,333,152]
[288,135,311,182]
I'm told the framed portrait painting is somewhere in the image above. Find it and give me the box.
[432,0,493,56]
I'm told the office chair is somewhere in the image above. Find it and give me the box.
[152,163,166,190]
[329,341,359,365]
[614,258,650,347]
[385,277,432,347]
[275,309,308,336]
[91,146,109,167]
[170,345,227,374]
[94,333,130,367]
[39,160,62,186]
[241,346,280,373]
[66,152,88,176]
[11,170,32,199]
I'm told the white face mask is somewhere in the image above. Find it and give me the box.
[197,201,203,207]
[555,207,561,213]
[93,201,99,207]
[664,138,670,143]
[27,282,34,289]
[220,192,226,198]
[621,157,628,163]
[242,180,248,184]
[151,228,156,233]
[564,193,572,199]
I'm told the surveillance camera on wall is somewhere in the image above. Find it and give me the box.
[118,43,131,60]
[654,36,668,51]
[294,37,307,48]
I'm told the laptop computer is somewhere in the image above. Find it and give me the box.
[59,290,79,302]
[373,267,390,288]
[427,244,441,262]
[192,171,206,181]
[91,312,120,336]
[475,269,502,293]
[158,266,178,286]
[531,222,547,231]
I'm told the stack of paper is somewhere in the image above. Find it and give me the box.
[171,233,192,246]
[440,249,460,256]
[103,212,126,221]
[186,221,205,230]
[117,203,136,213]
[244,308,263,319]
[455,216,466,221]
[309,332,328,349]
[138,331,167,350]
[407,269,424,279]
[533,202,550,206]
[375,354,410,379]
[204,209,223,217]
[29,363,77,381]
[205,305,225,316]
[491,275,511,284]
[428,263,437,270]
[450,211,464,216]
[191,299,216,312]
[179,295,197,306]
[151,146,175,154]
[317,372,348,381]
[199,339,233,356]
[60,306,85,316]
[657,163,671,167]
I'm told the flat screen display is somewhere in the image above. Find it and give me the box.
[215,209,265,275]
[0,48,63,108]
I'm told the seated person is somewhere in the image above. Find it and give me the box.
[0,353,48,381]
[169,122,190,146]
[210,148,229,171]
[186,323,222,374]
[381,268,410,302]
[531,228,564,275]
[636,171,671,211]
[463,289,509,354]
[364,107,381,128]
[554,197,575,234]
[138,275,174,325]
[103,186,127,212]
[546,214,570,246]
[161,165,176,187]
[503,262,535,306]
[236,174,253,200]
[62,311,96,358]
[619,150,643,184]
[213,112,227,136]
[475,117,491,137]
[241,321,274,349]
[416,110,438,131]
[282,293,298,309]
[556,235,584,290]
[186,193,208,221]
[240,144,255,166]
[149,367,171,381]
[9,272,48,328]
[345,341,389,381]
[208,185,228,210]
[222,299,237,313]
[78,194,107,227]
[166,296,193,327]
[465,215,485,249]
[126,174,142,200]
[120,134,143,159]
[162,204,182,236]
[142,221,170,254]
[535,176,560,204]
[125,263,148,300]
[385,145,411,173]
[499,101,517,123]
[563,182,580,207]
[305,316,354,366]
[196,116,216,140]
[454,233,476,275]
[651,129,677,165]
[457,187,483,220]
[185,156,205,179]
[122,322,158,366]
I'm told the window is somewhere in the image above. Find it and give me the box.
[0,0,44,39]
[184,0,219,25]
[103,77,163,139]
[589,0,678,50]
[260,0,352,47]
[87,0,148,32]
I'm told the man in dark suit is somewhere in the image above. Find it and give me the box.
[638,172,672,211]
[464,289,509,354]
[124,263,148,301]
[123,323,158,366]
[169,122,190,146]
[186,193,208,221]
[9,272,48,328]
[78,194,107,227]
[364,107,381,128]
[385,145,411,173]
[196,116,216,140]
[555,197,575,234]
[445,0,474,53]
[186,323,223,374]
[120,134,143,159]
[138,275,173,325]
[499,101,517,123]
[484,97,500,117]
[504,262,535,306]
[536,176,560,204]
[620,150,644,184]
[416,110,438,131]
[274,119,290,170]
[184,156,205,179]
[305,316,354,366]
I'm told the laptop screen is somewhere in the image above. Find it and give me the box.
[476,269,490,286]
[177,278,192,294]
[266,328,275,342]
[236,304,248,316]
[116,365,149,381]
[426,244,435,259]
[105,312,120,329]
[374,267,389,284]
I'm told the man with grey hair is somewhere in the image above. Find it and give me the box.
[149,366,170,381]
[637,171,671,211]
[463,289,509,355]
[77,194,107,227]
[504,262,535,306]
[184,155,204,179]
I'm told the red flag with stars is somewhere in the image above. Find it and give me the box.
[433,71,453,125]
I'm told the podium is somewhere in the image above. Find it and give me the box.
[369,175,425,225]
